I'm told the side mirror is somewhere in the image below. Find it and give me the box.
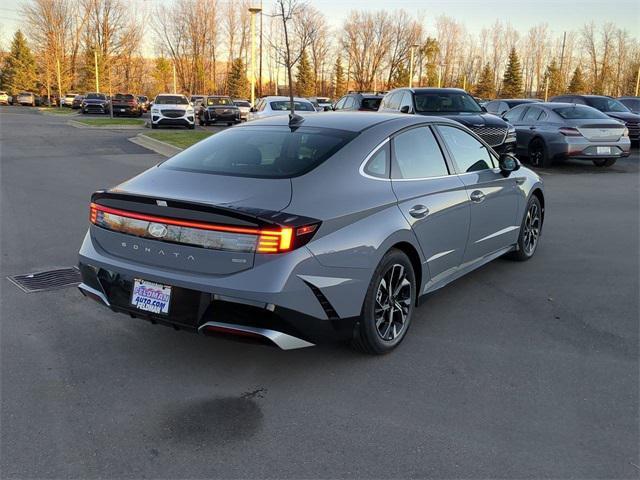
[399,105,410,114]
[499,153,520,176]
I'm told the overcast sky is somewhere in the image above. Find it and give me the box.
[1,0,638,48]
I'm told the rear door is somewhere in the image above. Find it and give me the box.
[435,124,520,264]
[390,126,470,286]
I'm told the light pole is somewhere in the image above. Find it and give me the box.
[249,6,262,106]
[94,48,100,93]
[409,44,419,88]
[437,64,447,88]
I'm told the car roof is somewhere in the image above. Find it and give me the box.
[403,87,469,94]
[261,96,313,102]
[237,111,459,132]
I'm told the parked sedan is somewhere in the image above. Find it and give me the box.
[485,98,540,116]
[503,102,631,168]
[379,88,517,154]
[247,96,317,121]
[550,94,640,143]
[198,96,241,126]
[333,92,382,112]
[78,112,543,354]
[618,96,640,114]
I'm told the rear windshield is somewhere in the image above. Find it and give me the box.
[115,94,135,101]
[161,126,357,178]
[415,92,482,113]
[207,97,232,106]
[87,93,106,100]
[270,101,315,111]
[155,95,188,105]
[620,99,640,110]
[553,106,609,119]
[361,98,382,110]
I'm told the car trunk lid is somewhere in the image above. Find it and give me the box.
[573,121,625,141]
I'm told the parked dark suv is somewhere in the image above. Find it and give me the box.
[379,88,516,154]
[550,95,639,143]
[197,96,241,126]
[333,92,383,112]
[111,93,143,117]
[485,98,540,116]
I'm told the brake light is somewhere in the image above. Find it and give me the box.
[89,203,318,254]
[559,127,582,136]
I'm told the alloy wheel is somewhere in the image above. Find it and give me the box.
[523,202,541,255]
[530,143,543,167]
[374,264,412,341]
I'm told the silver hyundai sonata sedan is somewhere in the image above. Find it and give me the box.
[78,112,544,354]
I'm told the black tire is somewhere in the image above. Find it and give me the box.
[198,117,205,126]
[188,123,195,130]
[352,249,416,354]
[506,195,542,261]
[592,158,616,167]
[528,138,552,168]
[227,122,233,126]
[151,123,158,129]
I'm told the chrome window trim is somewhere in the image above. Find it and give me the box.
[359,138,391,181]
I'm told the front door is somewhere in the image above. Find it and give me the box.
[435,124,520,264]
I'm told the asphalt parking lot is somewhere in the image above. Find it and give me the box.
[1,105,638,478]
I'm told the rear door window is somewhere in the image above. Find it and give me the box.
[392,127,449,179]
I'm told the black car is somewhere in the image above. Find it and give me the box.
[379,88,516,154]
[485,98,541,116]
[82,92,110,114]
[333,92,383,112]
[72,95,85,109]
[618,96,640,115]
[550,95,640,143]
[198,96,241,126]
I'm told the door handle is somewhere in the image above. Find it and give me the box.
[409,205,429,218]
[529,126,537,130]
[470,190,485,203]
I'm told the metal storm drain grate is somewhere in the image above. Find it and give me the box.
[7,267,81,293]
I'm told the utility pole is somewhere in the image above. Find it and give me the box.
[94,48,100,92]
[56,57,63,109]
[258,0,263,98]
[108,61,113,119]
[249,6,262,106]
[409,44,419,88]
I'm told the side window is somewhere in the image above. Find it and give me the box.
[437,125,495,173]
[399,92,412,111]
[503,105,526,122]
[522,106,541,123]
[343,96,356,110]
[499,102,510,114]
[257,100,266,111]
[485,101,497,113]
[573,97,586,105]
[363,142,390,178]
[537,110,548,121]
[387,92,402,111]
[334,97,347,110]
[391,127,449,179]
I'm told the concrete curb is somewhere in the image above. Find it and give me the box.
[67,119,146,130]
[128,133,183,157]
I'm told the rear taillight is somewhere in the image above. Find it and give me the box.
[559,127,582,136]
[89,203,319,254]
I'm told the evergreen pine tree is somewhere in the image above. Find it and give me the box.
[544,58,564,98]
[333,56,346,98]
[474,63,496,99]
[296,50,314,97]
[501,47,523,97]
[0,30,37,94]
[227,58,250,99]
[567,66,586,94]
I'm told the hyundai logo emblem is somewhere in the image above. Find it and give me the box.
[147,223,168,238]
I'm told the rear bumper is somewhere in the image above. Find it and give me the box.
[113,105,140,115]
[549,137,631,160]
[78,229,369,346]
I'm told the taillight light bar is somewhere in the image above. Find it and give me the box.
[559,127,582,137]
[89,203,318,254]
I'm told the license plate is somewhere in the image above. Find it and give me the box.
[131,279,171,315]
[597,146,611,155]
[120,108,126,112]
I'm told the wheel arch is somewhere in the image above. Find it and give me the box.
[388,241,423,305]
[530,187,545,228]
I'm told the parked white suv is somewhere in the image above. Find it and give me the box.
[63,93,79,107]
[247,96,318,121]
[150,94,195,129]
